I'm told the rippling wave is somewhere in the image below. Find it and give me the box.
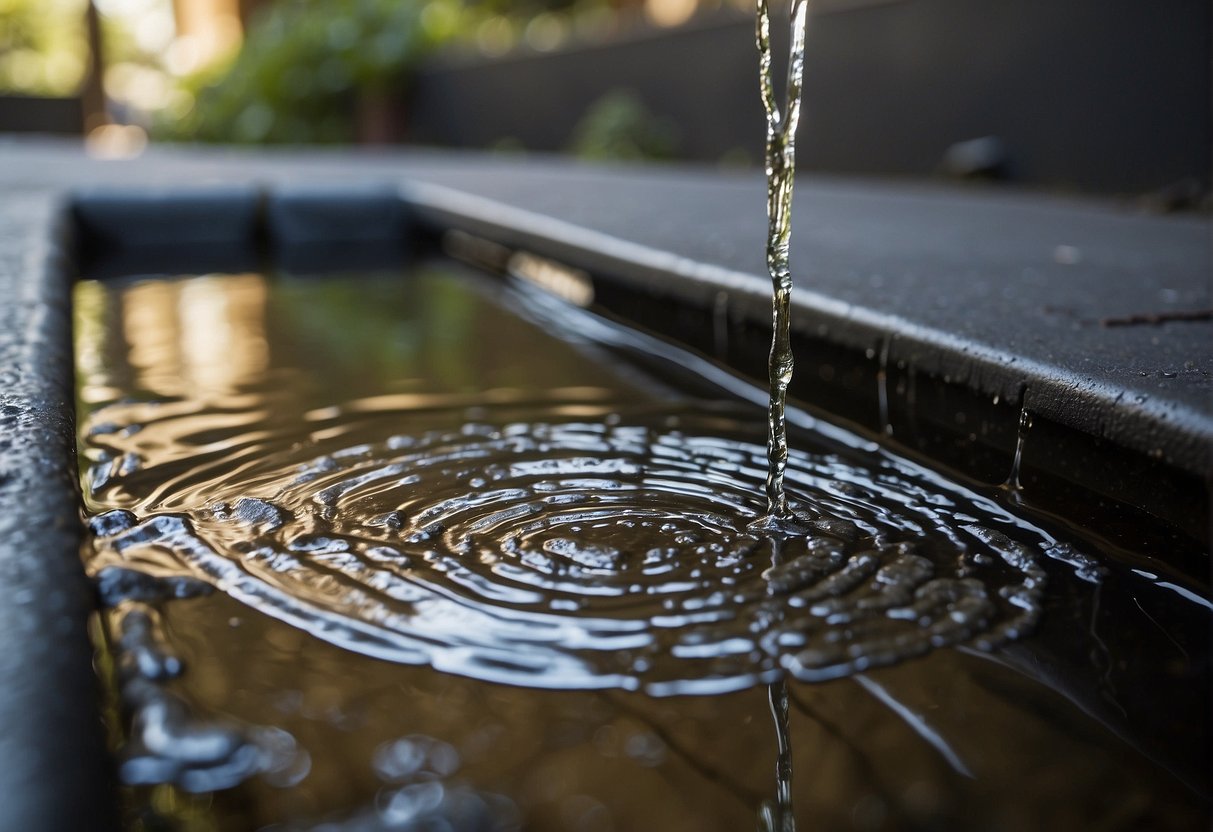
[85,397,1049,695]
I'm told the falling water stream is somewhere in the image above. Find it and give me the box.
[755,3,810,820]
[756,0,809,521]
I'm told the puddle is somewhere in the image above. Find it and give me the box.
[75,264,1210,829]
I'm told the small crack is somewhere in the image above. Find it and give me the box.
[1101,309,1212,327]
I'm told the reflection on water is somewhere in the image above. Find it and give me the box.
[759,681,795,832]
[75,265,1210,830]
[116,591,1209,831]
[79,269,1055,695]
[76,274,270,404]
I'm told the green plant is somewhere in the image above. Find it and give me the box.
[0,0,88,96]
[162,0,467,144]
[566,88,679,161]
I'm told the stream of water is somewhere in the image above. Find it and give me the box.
[755,6,811,815]
[756,0,810,521]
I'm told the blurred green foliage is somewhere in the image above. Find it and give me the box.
[161,0,469,143]
[0,0,88,96]
[162,0,689,158]
[567,89,679,161]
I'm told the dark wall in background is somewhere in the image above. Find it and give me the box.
[410,0,1211,195]
[0,96,84,135]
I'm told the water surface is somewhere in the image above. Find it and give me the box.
[81,266,1053,694]
[76,264,1209,830]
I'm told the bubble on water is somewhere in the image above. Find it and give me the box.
[89,508,138,538]
[218,497,292,532]
[373,735,461,783]
[95,566,212,608]
[112,601,308,792]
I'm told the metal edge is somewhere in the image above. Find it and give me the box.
[398,179,1211,553]
[398,179,1213,481]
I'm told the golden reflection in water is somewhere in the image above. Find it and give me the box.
[179,274,270,393]
[94,274,270,400]
[73,278,118,404]
[122,280,177,393]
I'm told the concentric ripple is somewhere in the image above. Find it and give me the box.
[85,400,1050,695]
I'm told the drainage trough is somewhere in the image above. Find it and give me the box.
[0,143,1208,830]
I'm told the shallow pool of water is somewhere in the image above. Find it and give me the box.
[75,262,1210,830]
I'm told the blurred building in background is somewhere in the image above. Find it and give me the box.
[1,0,1209,202]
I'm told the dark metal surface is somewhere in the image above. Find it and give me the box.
[73,186,263,280]
[0,96,84,136]
[396,172,1212,476]
[400,175,1211,547]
